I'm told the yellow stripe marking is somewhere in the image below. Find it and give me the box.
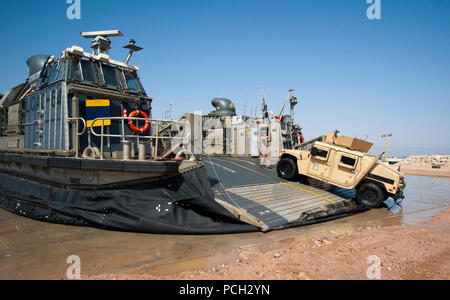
[86,99,110,107]
[215,158,272,179]
[87,119,111,128]
[280,182,335,204]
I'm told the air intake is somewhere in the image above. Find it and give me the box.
[26,55,50,76]
[211,98,236,116]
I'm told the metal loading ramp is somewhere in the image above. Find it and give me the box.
[214,181,361,232]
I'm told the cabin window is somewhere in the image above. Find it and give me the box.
[338,154,358,170]
[101,64,119,88]
[311,147,328,159]
[80,60,96,83]
[39,65,53,87]
[124,73,143,92]
[341,156,356,167]
[49,62,66,84]
[70,60,82,81]
[56,61,67,82]
[49,63,60,84]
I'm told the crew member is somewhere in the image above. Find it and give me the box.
[259,127,272,169]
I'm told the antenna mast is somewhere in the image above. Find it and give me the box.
[259,87,269,122]
[81,30,123,55]
[123,39,143,64]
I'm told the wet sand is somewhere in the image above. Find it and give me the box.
[95,208,450,280]
[1,176,449,280]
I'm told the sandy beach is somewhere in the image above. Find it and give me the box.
[87,207,450,280]
[400,166,450,179]
[398,155,450,178]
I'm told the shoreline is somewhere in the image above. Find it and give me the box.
[87,208,450,280]
[400,166,450,179]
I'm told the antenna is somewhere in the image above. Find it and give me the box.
[81,30,123,38]
[381,134,393,162]
[279,89,294,119]
[123,39,143,64]
[81,30,123,55]
[259,86,269,122]
[289,94,298,127]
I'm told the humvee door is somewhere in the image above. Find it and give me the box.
[329,151,361,187]
[306,145,332,180]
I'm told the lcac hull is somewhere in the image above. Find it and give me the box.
[0,154,257,234]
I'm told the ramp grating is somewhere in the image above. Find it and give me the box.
[215,181,356,232]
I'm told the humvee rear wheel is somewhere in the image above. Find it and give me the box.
[277,158,298,181]
[356,182,385,208]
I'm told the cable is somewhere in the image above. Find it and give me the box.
[205,155,241,209]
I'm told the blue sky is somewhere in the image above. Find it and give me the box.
[0,0,449,157]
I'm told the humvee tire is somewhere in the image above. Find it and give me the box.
[356,182,385,208]
[277,158,298,181]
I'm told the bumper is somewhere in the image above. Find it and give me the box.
[393,190,405,201]
[393,185,406,201]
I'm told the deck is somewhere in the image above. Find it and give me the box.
[204,156,361,232]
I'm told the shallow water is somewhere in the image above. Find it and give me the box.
[385,176,450,225]
[0,175,448,279]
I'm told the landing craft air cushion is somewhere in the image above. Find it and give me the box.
[0,30,371,234]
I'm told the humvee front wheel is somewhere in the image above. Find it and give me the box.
[356,182,385,208]
[277,158,298,181]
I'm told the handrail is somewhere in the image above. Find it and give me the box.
[67,117,87,136]
[66,117,87,158]
[89,117,187,140]
[88,116,189,160]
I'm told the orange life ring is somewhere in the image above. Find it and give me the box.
[299,135,305,144]
[124,109,150,134]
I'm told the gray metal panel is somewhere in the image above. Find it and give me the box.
[215,181,353,231]
[24,93,38,149]
[0,83,27,107]
[62,82,70,150]
[24,82,69,151]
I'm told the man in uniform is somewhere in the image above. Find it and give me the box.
[259,127,272,169]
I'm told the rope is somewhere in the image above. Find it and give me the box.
[205,155,242,209]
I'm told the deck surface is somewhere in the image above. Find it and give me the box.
[204,156,357,231]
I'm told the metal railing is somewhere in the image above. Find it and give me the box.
[66,117,87,158]
[87,116,189,160]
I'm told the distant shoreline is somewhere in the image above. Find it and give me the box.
[400,166,450,179]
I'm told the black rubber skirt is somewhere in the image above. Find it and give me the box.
[0,167,258,234]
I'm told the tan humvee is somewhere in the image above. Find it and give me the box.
[277,132,406,208]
